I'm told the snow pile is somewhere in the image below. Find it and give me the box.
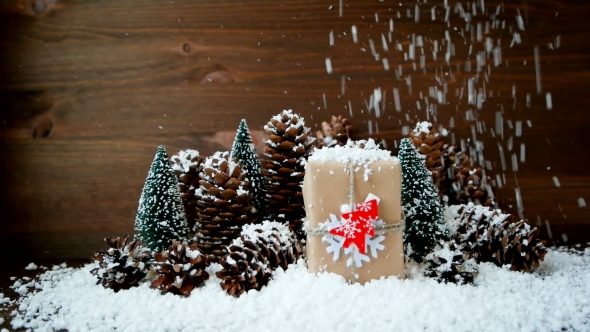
[4,249,590,331]
[309,139,397,164]
[24,263,38,271]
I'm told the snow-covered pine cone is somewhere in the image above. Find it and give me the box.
[150,241,209,297]
[316,115,353,148]
[261,110,315,239]
[409,121,453,201]
[449,203,547,272]
[216,221,302,297]
[171,149,203,232]
[447,152,495,207]
[215,239,269,297]
[424,241,478,285]
[90,235,152,292]
[193,151,256,262]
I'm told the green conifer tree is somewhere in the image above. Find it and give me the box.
[230,119,268,219]
[399,138,448,262]
[135,145,189,252]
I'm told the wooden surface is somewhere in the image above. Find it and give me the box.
[0,0,589,262]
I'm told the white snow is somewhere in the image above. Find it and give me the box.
[0,293,10,304]
[413,121,435,136]
[308,139,397,165]
[185,247,202,260]
[4,249,590,331]
[325,57,333,74]
[24,263,38,271]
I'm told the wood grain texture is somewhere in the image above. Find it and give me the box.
[0,0,589,260]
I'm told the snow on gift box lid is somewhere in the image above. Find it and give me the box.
[306,139,400,184]
[308,139,398,170]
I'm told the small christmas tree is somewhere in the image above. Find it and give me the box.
[134,145,189,252]
[231,119,268,220]
[399,138,448,262]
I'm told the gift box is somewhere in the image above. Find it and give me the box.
[303,140,405,284]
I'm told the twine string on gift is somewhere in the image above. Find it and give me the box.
[306,215,405,237]
[347,160,355,213]
[346,161,356,283]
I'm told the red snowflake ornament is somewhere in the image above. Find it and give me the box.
[329,198,379,254]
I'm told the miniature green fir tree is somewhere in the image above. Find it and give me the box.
[399,138,448,262]
[134,145,189,252]
[231,119,268,219]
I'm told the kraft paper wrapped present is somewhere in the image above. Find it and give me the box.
[303,140,405,284]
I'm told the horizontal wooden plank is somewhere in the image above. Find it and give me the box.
[0,0,589,260]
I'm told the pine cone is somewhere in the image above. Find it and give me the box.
[261,110,315,238]
[90,235,152,292]
[150,241,209,296]
[216,221,302,296]
[447,151,495,207]
[424,241,478,285]
[193,151,256,262]
[316,115,353,148]
[171,149,203,232]
[451,203,547,272]
[409,122,452,200]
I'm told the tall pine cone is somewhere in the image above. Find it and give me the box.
[90,235,152,292]
[171,149,203,232]
[409,121,452,200]
[150,241,209,297]
[316,115,353,148]
[261,110,315,238]
[216,221,302,296]
[447,151,495,207]
[449,203,547,272]
[193,151,256,262]
[424,241,478,285]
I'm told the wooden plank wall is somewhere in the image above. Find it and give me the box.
[0,0,588,262]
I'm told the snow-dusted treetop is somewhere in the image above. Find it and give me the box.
[308,139,398,164]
